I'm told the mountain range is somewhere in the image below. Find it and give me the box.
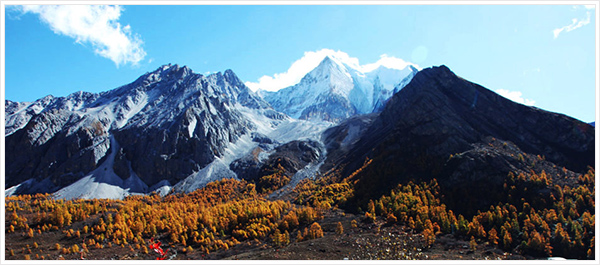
[4,59,595,203]
[5,63,329,199]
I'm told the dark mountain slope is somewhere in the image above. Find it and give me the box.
[336,65,595,213]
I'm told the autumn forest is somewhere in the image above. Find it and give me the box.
[4,158,595,260]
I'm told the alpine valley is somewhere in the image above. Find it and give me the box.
[4,56,596,260]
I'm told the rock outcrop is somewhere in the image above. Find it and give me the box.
[231,139,325,182]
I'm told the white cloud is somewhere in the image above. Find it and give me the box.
[245,49,419,92]
[495,89,536,106]
[16,5,146,67]
[573,5,596,10]
[553,11,591,39]
[361,54,418,72]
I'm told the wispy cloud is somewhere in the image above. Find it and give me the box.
[553,8,592,39]
[495,89,536,106]
[14,5,146,67]
[245,49,419,92]
[522,67,541,76]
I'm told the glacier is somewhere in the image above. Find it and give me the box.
[261,55,419,122]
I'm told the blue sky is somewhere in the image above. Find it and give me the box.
[3,3,597,122]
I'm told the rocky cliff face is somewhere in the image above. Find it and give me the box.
[231,139,325,182]
[321,113,377,171]
[109,66,263,187]
[5,64,278,196]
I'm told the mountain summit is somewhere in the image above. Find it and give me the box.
[5,64,290,198]
[261,56,418,122]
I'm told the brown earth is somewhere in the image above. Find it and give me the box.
[5,207,528,261]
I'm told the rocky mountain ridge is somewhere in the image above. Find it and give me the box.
[5,64,309,198]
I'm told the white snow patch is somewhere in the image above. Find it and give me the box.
[267,118,333,144]
[208,102,218,115]
[53,174,128,200]
[171,159,237,193]
[236,105,278,135]
[150,180,172,196]
[221,134,256,165]
[188,117,197,138]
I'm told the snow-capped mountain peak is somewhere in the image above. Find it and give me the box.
[262,55,419,122]
[131,64,191,88]
[302,56,354,95]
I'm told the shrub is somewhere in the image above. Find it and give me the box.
[335,222,344,235]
